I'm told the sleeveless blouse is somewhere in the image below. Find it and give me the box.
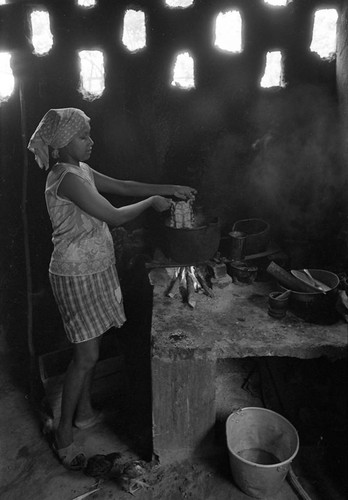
[45,162,115,276]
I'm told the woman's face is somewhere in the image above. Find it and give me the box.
[59,123,94,165]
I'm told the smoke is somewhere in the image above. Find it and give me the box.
[248,85,344,243]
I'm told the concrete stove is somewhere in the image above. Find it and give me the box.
[148,268,347,464]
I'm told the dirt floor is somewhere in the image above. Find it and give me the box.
[0,322,347,500]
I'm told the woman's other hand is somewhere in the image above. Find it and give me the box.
[151,196,173,213]
[171,185,197,200]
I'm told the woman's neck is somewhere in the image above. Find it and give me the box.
[56,161,81,167]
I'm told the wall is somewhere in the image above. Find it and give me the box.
[337,1,348,179]
[336,0,348,271]
[0,0,345,358]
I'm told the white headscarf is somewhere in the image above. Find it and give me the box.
[28,108,90,170]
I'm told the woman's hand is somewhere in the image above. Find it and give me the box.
[171,185,197,200]
[151,195,173,213]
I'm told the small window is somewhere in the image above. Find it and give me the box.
[30,10,53,56]
[0,0,8,5]
[264,0,287,6]
[165,0,194,7]
[77,0,96,7]
[171,52,195,89]
[215,10,242,53]
[122,9,146,52]
[0,53,15,103]
[310,9,338,59]
[79,50,105,101]
[260,51,284,88]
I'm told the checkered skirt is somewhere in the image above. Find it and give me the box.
[49,265,126,343]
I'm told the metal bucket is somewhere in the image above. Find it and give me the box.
[226,407,299,499]
[232,219,270,256]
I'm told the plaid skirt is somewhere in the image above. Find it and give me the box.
[49,265,126,343]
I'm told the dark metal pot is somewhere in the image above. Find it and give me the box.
[162,217,220,264]
[278,269,340,324]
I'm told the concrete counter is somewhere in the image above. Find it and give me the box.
[149,268,347,361]
[149,268,347,464]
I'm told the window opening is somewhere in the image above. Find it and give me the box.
[171,51,195,89]
[214,10,242,53]
[165,0,194,7]
[260,51,284,88]
[122,9,146,52]
[310,9,338,59]
[264,0,287,6]
[30,10,53,56]
[77,0,96,7]
[79,50,105,101]
[0,1,8,5]
[0,53,15,103]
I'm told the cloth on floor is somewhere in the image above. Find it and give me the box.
[84,453,121,479]
[84,454,156,494]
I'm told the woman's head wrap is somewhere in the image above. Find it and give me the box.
[27,108,90,170]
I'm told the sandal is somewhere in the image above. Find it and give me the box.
[74,411,105,430]
[52,441,86,471]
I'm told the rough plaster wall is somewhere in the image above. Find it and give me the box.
[0,0,345,356]
[337,1,348,175]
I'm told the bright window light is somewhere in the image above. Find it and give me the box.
[77,0,96,6]
[171,52,195,89]
[215,10,242,53]
[310,9,338,59]
[165,0,194,7]
[79,50,105,100]
[30,10,53,56]
[261,51,283,88]
[77,0,96,7]
[122,9,146,52]
[264,0,287,6]
[0,53,15,103]
[0,0,8,5]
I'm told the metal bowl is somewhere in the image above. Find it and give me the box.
[278,269,339,301]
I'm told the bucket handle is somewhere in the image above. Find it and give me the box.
[277,464,290,474]
[287,466,312,500]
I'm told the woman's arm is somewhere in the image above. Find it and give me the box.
[58,173,171,226]
[92,169,196,200]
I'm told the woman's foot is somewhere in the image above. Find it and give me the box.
[53,428,86,470]
[52,439,86,471]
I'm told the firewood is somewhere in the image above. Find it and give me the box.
[166,270,182,298]
[186,268,196,308]
[196,269,214,297]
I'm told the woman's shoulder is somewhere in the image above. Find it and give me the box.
[50,162,91,180]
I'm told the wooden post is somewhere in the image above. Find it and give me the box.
[151,347,216,464]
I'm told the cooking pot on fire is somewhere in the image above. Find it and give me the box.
[159,201,221,264]
[162,217,220,264]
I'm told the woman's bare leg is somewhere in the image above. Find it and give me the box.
[74,367,98,422]
[55,337,100,449]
